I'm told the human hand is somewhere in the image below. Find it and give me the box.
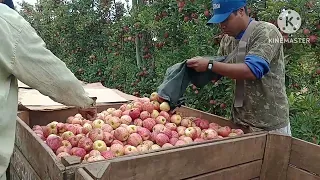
[186,56,210,72]
[78,107,97,121]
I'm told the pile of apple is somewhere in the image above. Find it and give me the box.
[32,92,244,163]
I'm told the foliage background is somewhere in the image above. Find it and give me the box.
[18,0,319,144]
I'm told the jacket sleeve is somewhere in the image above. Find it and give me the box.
[11,23,94,108]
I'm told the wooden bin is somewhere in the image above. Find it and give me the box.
[7,103,262,180]
[75,133,320,180]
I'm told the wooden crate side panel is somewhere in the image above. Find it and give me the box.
[287,165,320,180]
[9,146,41,180]
[15,118,65,180]
[17,111,29,125]
[92,134,266,180]
[185,160,262,180]
[75,168,94,180]
[289,138,320,175]
[260,132,292,180]
[8,164,21,180]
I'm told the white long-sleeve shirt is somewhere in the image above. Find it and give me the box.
[0,4,94,179]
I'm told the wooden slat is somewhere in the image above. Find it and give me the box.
[75,168,94,180]
[85,134,266,180]
[287,165,320,180]
[8,164,21,180]
[9,146,41,180]
[260,132,292,180]
[17,111,29,125]
[185,160,262,180]
[15,117,65,180]
[289,137,320,175]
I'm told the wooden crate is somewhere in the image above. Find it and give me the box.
[75,133,320,180]
[8,103,260,180]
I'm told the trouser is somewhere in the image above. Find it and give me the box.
[269,121,292,136]
[0,173,5,180]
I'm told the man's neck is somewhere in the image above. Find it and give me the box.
[235,17,253,40]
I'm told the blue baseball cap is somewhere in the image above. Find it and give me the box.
[207,0,247,24]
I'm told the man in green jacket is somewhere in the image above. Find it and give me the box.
[187,0,291,135]
[0,2,97,179]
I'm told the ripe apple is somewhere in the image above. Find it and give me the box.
[71,117,82,125]
[151,101,160,111]
[137,144,149,152]
[106,108,116,114]
[127,133,143,147]
[150,92,159,101]
[232,129,244,135]
[142,102,154,113]
[56,146,70,155]
[185,127,197,139]
[56,152,70,160]
[162,143,174,148]
[103,132,113,145]
[124,145,138,155]
[218,126,232,137]
[92,119,105,129]
[88,128,104,142]
[175,140,187,146]
[112,109,123,117]
[181,118,192,127]
[93,140,108,152]
[109,117,121,129]
[155,116,166,124]
[82,123,93,134]
[127,125,138,134]
[56,123,66,133]
[133,119,143,126]
[129,108,141,120]
[46,122,58,135]
[150,144,161,150]
[159,111,170,120]
[165,123,177,131]
[201,129,218,140]
[153,124,165,133]
[140,111,151,120]
[61,131,74,140]
[151,110,159,118]
[142,118,156,131]
[228,132,238,137]
[46,135,62,151]
[110,144,124,157]
[78,137,93,152]
[159,102,170,112]
[120,115,132,125]
[170,114,182,125]
[68,136,80,147]
[101,150,115,160]
[114,127,130,141]
[177,126,187,136]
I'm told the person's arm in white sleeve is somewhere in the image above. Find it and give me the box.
[12,23,94,109]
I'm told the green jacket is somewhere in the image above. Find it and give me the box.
[0,4,94,179]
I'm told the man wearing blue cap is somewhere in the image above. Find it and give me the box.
[0,1,98,179]
[187,0,291,135]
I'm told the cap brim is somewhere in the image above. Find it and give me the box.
[207,11,232,24]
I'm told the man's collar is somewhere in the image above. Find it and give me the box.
[235,18,253,40]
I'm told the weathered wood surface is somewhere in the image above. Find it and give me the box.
[15,117,65,180]
[287,165,320,180]
[9,146,41,180]
[185,160,262,180]
[83,134,266,180]
[289,138,320,176]
[260,132,292,180]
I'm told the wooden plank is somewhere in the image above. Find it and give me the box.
[287,165,320,180]
[61,156,82,166]
[289,137,320,175]
[14,117,65,180]
[86,134,266,180]
[8,164,21,180]
[185,160,262,180]
[260,132,292,180]
[177,106,251,133]
[9,146,41,180]
[75,168,94,180]
[17,111,29,125]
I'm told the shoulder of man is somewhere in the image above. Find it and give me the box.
[251,21,283,43]
[0,4,30,33]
